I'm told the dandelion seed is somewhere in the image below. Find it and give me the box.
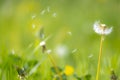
[93,21,112,35]
[47,6,50,12]
[88,54,93,58]
[40,41,46,53]
[52,12,57,17]
[39,27,45,39]
[55,45,68,57]
[32,24,36,29]
[41,10,46,15]
[95,21,113,80]
[46,49,52,54]
[11,49,15,54]
[72,49,77,53]
[31,15,36,19]
[40,41,46,46]
[67,31,72,36]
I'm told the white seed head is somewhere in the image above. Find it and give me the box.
[103,27,112,35]
[40,41,46,46]
[93,21,112,35]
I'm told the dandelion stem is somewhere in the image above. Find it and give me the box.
[47,54,62,80]
[96,35,104,80]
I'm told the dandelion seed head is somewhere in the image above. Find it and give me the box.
[40,41,46,46]
[93,21,112,35]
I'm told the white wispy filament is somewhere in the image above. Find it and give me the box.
[93,21,112,35]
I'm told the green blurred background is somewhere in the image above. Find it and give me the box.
[0,0,120,80]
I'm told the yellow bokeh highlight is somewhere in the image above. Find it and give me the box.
[64,65,74,76]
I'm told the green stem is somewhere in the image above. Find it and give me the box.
[96,35,104,80]
[48,54,62,80]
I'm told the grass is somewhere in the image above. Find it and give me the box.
[0,0,120,80]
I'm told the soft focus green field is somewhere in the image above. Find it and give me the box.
[0,0,120,80]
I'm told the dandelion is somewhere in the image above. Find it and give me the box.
[39,41,46,47]
[64,65,74,76]
[94,21,113,80]
[93,21,112,35]
[40,41,46,53]
[39,39,62,80]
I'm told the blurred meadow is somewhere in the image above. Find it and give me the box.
[0,0,120,80]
